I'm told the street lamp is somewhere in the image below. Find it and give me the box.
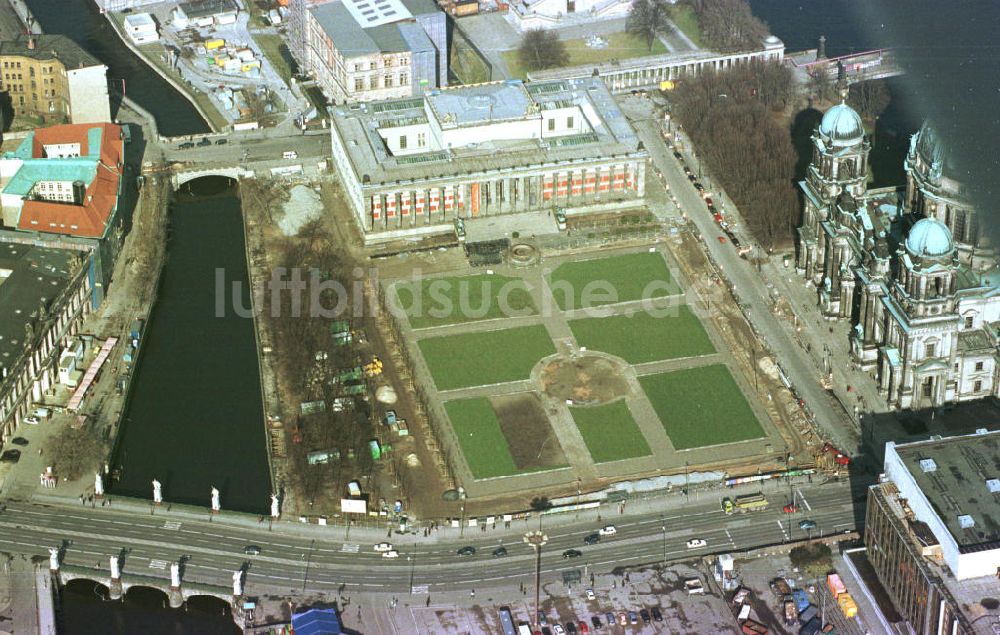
[660,517,667,565]
[523,531,548,629]
[301,539,315,592]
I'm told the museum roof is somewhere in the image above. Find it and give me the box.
[331,77,643,185]
[893,431,1000,551]
[310,0,438,57]
[0,243,79,366]
[0,35,101,69]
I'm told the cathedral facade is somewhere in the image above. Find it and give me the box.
[796,99,1000,410]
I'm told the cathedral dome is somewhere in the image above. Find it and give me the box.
[819,102,865,147]
[912,121,959,183]
[906,218,954,258]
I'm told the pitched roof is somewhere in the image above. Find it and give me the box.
[0,35,101,69]
[10,123,124,239]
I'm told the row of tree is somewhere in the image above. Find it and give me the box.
[670,61,800,249]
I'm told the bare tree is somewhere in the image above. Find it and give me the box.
[627,0,673,52]
[847,79,891,120]
[808,70,837,104]
[517,29,569,72]
[688,0,769,53]
[46,425,105,481]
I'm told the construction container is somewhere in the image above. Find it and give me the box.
[241,61,261,72]
[827,573,846,598]
[740,619,767,635]
[800,618,822,635]
[205,38,225,50]
[772,577,792,595]
[799,605,818,625]
[236,48,255,62]
[784,600,799,624]
[838,593,858,619]
[793,590,810,612]
[737,605,751,621]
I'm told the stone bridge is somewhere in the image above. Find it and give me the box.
[790,48,904,84]
[172,165,256,189]
[57,565,238,610]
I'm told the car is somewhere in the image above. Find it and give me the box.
[683,166,692,175]
[584,533,600,545]
[0,449,20,463]
[687,538,708,549]
[197,138,212,147]
[563,549,583,559]
[565,621,577,634]
[617,612,628,626]
[492,546,508,558]
[628,611,638,625]
[457,546,476,556]
[23,416,40,425]
[717,236,727,244]
[373,542,394,552]
[382,550,400,559]
[783,503,799,514]
[604,612,615,627]
[553,624,565,635]
[243,545,261,555]
[799,519,818,530]
[177,142,195,149]
[673,150,683,159]
[693,182,704,191]
[591,615,602,629]
[10,437,28,446]
[651,606,663,622]
[215,138,228,145]
[585,588,596,601]
[688,174,698,183]
[639,609,651,624]
[541,628,552,635]
[578,621,588,633]
[282,151,298,159]
[598,525,617,536]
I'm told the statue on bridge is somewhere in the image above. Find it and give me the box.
[232,570,243,596]
[152,479,163,505]
[95,473,104,498]
[48,547,59,572]
[270,493,280,519]
[170,562,181,589]
[110,555,121,580]
[211,487,221,513]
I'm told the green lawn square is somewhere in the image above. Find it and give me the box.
[418,325,555,390]
[568,306,714,364]
[570,400,652,463]
[548,252,681,311]
[639,365,765,450]
[444,398,519,479]
[394,274,537,329]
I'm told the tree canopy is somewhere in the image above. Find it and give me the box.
[517,29,569,72]
[685,0,769,53]
[46,425,105,481]
[626,0,673,52]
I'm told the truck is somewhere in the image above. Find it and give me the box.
[684,578,705,595]
[732,587,751,605]
[722,493,769,515]
[740,619,768,635]
[498,607,517,635]
[837,592,858,618]
[827,573,846,598]
[783,599,799,624]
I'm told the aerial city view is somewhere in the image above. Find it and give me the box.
[0,0,997,633]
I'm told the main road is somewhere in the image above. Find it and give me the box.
[0,479,862,597]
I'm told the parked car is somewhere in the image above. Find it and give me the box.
[585,588,596,601]
[541,628,552,635]
[23,416,39,425]
[628,611,638,625]
[673,150,683,159]
[197,138,212,147]
[783,503,799,514]
[382,550,400,559]
[578,621,588,633]
[683,166,692,175]
[565,621,576,634]
[687,539,707,549]
[584,533,600,545]
[651,606,663,622]
[617,612,628,626]
[639,609,650,624]
[693,182,704,191]
[563,549,583,559]
[591,615,602,629]
[799,519,818,530]
[243,545,261,555]
[537,611,548,625]
[178,142,194,149]
[10,437,28,446]
[553,624,565,635]
[492,546,508,558]
[604,612,616,627]
[688,173,698,182]
[373,542,394,552]
[598,525,617,536]
[0,450,20,463]
[282,151,298,160]
[457,546,476,556]
[215,138,228,145]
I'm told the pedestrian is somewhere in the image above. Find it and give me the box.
[470,589,475,598]
[426,596,431,607]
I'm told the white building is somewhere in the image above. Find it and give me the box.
[173,0,239,29]
[123,13,160,45]
[506,0,635,31]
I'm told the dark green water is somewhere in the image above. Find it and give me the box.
[110,178,270,514]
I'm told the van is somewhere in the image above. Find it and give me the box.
[33,407,51,419]
[282,151,298,160]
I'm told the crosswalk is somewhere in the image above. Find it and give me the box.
[161,521,182,531]
[411,585,429,595]
[340,543,360,553]
[148,559,168,570]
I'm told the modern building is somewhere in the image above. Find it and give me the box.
[123,13,160,46]
[94,0,163,12]
[795,93,1000,409]
[303,0,447,104]
[0,122,129,308]
[328,77,647,243]
[0,243,92,444]
[506,0,633,31]
[172,0,240,28]
[865,431,1000,634]
[0,35,111,126]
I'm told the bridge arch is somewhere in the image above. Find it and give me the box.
[124,584,171,606]
[173,167,254,190]
[64,577,110,599]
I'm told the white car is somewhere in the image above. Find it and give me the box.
[382,550,400,559]
[553,625,565,635]
[586,588,596,601]
[686,539,707,549]
[23,416,40,425]
[598,525,617,536]
[373,542,394,553]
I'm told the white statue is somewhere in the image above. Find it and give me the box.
[210,487,220,512]
[110,555,120,580]
[270,494,280,519]
[170,563,181,588]
[95,473,104,497]
[48,548,59,571]
[152,479,162,504]
[232,570,243,596]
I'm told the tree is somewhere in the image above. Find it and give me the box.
[530,496,552,511]
[687,0,769,53]
[517,29,568,72]
[627,0,673,52]
[808,70,837,104]
[46,425,105,481]
[847,79,891,121]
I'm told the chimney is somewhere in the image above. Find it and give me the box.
[27,37,35,50]
[72,180,86,205]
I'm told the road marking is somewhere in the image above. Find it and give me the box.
[340,543,360,553]
[776,520,789,541]
[411,585,429,594]
[796,489,812,511]
[149,559,168,570]
[725,529,734,545]
[162,521,181,531]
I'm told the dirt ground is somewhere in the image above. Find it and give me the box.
[540,355,630,404]
[492,393,566,471]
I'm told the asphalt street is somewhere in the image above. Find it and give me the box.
[0,479,860,598]
[159,129,331,166]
